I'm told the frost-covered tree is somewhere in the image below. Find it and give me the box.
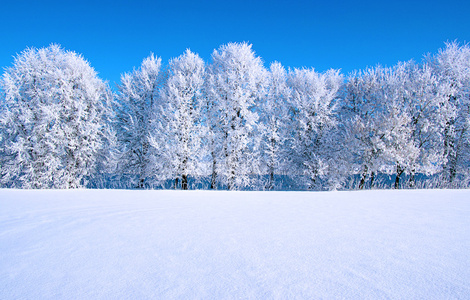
[260,62,290,190]
[343,65,421,189]
[206,43,267,190]
[342,68,389,189]
[428,42,470,184]
[116,54,162,188]
[0,44,113,188]
[149,50,206,189]
[204,77,221,190]
[286,68,342,189]
[0,89,7,181]
[342,62,451,189]
[400,62,452,186]
[378,63,420,188]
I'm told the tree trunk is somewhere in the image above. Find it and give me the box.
[268,170,274,191]
[359,176,365,190]
[228,169,235,191]
[182,174,188,190]
[137,176,144,189]
[448,158,457,183]
[443,120,456,183]
[448,127,466,183]
[370,171,375,188]
[408,170,416,188]
[268,136,276,191]
[359,165,368,189]
[210,154,217,189]
[394,165,404,189]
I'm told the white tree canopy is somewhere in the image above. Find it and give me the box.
[1,42,468,190]
[206,42,267,190]
[259,62,290,189]
[428,42,470,183]
[286,67,342,189]
[149,49,206,189]
[0,44,113,188]
[116,54,162,188]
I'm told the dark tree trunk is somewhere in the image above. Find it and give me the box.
[181,174,188,190]
[137,176,145,189]
[210,154,217,189]
[359,165,368,190]
[268,171,274,190]
[408,170,416,188]
[394,165,404,189]
[359,176,365,190]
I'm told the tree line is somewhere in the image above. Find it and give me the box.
[0,42,469,190]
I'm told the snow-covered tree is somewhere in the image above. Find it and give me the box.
[149,49,206,189]
[286,68,342,189]
[206,43,267,190]
[0,89,7,182]
[428,42,470,184]
[342,62,451,189]
[116,54,162,188]
[259,62,290,189]
[400,62,452,186]
[0,44,113,188]
[378,63,420,188]
[204,77,221,190]
[343,65,421,189]
[342,68,388,189]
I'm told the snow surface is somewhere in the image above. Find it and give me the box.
[1,189,469,299]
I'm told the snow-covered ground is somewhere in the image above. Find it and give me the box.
[1,189,469,299]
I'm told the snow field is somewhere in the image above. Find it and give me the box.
[1,189,469,299]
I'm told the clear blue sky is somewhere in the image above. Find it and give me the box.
[1,0,469,86]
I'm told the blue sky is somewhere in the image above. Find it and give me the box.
[1,0,469,86]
